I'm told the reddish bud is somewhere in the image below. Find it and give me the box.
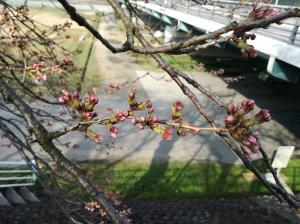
[58,97,65,104]
[227,103,238,114]
[109,127,118,139]
[238,99,255,115]
[131,117,138,125]
[162,127,173,140]
[255,109,271,123]
[224,115,235,126]
[173,101,183,111]
[94,134,104,143]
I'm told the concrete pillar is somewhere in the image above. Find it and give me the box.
[164,25,189,43]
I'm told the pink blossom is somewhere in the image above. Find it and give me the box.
[173,101,183,111]
[131,117,138,125]
[58,97,65,104]
[129,88,136,99]
[140,116,146,123]
[162,127,173,140]
[150,116,159,123]
[224,115,235,126]
[39,61,46,68]
[94,134,104,143]
[109,127,118,139]
[82,111,97,120]
[248,6,280,21]
[116,113,126,121]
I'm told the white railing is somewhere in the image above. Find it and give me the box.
[153,0,300,45]
[0,160,37,188]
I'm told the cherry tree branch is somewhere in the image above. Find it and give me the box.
[0,77,129,224]
[58,0,300,54]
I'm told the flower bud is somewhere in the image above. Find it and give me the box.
[131,117,138,125]
[109,127,118,139]
[173,101,183,112]
[227,103,238,114]
[58,97,65,104]
[238,99,255,116]
[162,127,173,140]
[224,115,235,126]
[255,109,271,123]
[241,118,255,128]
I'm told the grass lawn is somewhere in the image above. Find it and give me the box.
[2,160,300,200]
[49,159,300,200]
[27,7,102,92]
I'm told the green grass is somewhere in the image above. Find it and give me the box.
[4,160,300,200]
[25,7,101,92]
[73,160,300,200]
[128,52,202,72]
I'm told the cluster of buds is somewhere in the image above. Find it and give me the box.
[85,129,104,143]
[128,88,147,111]
[128,90,177,140]
[131,115,159,130]
[59,91,103,142]
[53,21,72,32]
[248,5,280,22]
[10,35,29,48]
[58,90,98,121]
[171,101,184,121]
[234,39,257,58]
[225,99,271,158]
[27,61,64,84]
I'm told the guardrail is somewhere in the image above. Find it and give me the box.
[0,160,37,188]
[154,0,300,45]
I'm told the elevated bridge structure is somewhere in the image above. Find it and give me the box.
[120,0,300,83]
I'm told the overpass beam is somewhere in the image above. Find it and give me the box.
[164,25,190,43]
[267,56,299,84]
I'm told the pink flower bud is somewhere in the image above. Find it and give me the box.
[146,102,152,109]
[247,135,257,145]
[94,134,104,143]
[238,99,255,115]
[255,109,271,123]
[147,107,154,114]
[242,139,251,147]
[129,88,136,99]
[39,61,46,68]
[227,103,238,114]
[250,143,259,153]
[140,116,146,123]
[122,111,129,117]
[58,97,65,104]
[162,127,173,140]
[82,111,97,120]
[173,101,183,111]
[224,115,235,126]
[150,116,159,123]
[109,127,118,139]
[131,117,138,125]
